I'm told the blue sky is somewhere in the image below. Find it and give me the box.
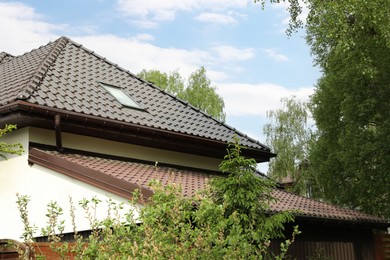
[0,0,319,171]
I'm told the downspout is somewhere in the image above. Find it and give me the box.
[54,114,64,152]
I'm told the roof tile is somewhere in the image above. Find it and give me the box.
[0,37,269,151]
[37,149,387,225]
[0,52,14,64]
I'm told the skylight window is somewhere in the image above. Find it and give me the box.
[100,83,143,110]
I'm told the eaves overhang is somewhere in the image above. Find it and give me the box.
[28,147,153,200]
[27,147,389,229]
[293,213,390,229]
[0,101,276,162]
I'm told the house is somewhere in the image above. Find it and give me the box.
[0,37,388,259]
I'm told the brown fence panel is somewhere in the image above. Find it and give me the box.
[271,238,378,260]
[33,243,76,260]
[375,233,390,260]
[0,239,26,260]
[271,240,358,260]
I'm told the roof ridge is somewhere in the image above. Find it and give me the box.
[0,52,14,64]
[16,37,69,100]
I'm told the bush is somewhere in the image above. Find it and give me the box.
[17,141,299,259]
[0,124,24,160]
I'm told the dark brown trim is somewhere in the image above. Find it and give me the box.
[28,148,153,200]
[54,114,63,152]
[293,214,390,229]
[0,101,275,162]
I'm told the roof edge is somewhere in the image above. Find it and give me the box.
[273,189,390,226]
[28,147,154,200]
[16,37,69,101]
[1,101,275,162]
[293,214,390,228]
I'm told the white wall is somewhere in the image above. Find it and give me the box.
[0,128,138,241]
[1,126,224,241]
[30,127,222,171]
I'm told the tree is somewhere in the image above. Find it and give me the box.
[138,67,226,121]
[17,141,298,259]
[183,67,226,122]
[306,0,390,218]
[263,97,315,196]
[0,124,24,160]
[137,69,185,98]
[256,0,390,218]
[207,140,297,258]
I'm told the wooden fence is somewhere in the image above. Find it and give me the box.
[1,234,389,259]
[375,233,390,260]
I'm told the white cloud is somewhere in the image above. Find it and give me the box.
[207,70,230,82]
[132,20,159,29]
[132,33,155,42]
[196,13,237,25]
[116,0,250,25]
[117,0,189,21]
[0,2,63,55]
[0,2,224,80]
[0,2,40,20]
[217,82,313,116]
[74,25,99,34]
[262,49,288,62]
[73,34,217,80]
[212,45,255,61]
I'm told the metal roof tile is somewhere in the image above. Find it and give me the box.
[1,37,270,152]
[34,148,388,225]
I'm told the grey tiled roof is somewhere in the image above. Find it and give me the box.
[0,37,268,151]
[0,52,14,64]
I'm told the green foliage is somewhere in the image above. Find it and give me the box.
[255,0,304,36]
[183,67,226,122]
[306,0,390,218]
[0,124,24,160]
[207,141,297,258]
[263,96,315,196]
[138,67,226,121]
[16,194,37,245]
[256,0,390,218]
[137,69,185,98]
[17,141,298,259]
[16,194,43,259]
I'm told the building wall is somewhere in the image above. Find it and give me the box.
[29,127,222,171]
[0,128,137,241]
[1,127,224,241]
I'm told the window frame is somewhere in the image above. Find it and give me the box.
[100,82,143,110]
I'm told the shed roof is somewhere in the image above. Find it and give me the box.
[0,37,270,158]
[28,147,389,227]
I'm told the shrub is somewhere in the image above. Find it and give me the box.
[17,141,299,259]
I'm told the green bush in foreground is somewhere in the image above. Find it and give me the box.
[0,124,24,160]
[17,141,299,259]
